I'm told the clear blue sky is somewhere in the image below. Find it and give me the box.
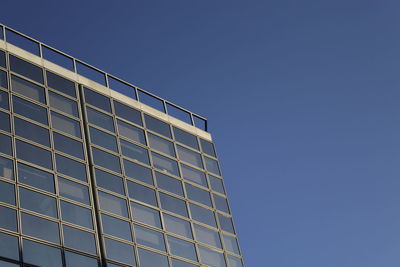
[4,1,400,266]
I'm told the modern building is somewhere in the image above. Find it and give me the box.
[0,24,244,267]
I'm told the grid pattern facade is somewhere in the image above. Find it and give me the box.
[0,49,243,267]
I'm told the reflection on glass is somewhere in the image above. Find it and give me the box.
[127,181,157,206]
[177,145,203,168]
[200,139,216,157]
[63,225,97,254]
[0,111,10,132]
[11,75,45,103]
[163,214,192,239]
[21,213,59,243]
[16,140,52,169]
[53,132,84,159]
[152,152,179,177]
[102,214,132,241]
[84,88,111,113]
[209,175,225,194]
[9,55,44,84]
[0,133,12,155]
[181,164,207,187]
[173,127,198,150]
[46,71,76,98]
[87,107,114,132]
[204,157,221,175]
[48,91,78,117]
[14,117,50,146]
[65,251,98,267]
[0,206,17,232]
[155,172,183,196]
[90,126,117,152]
[56,154,87,182]
[168,235,197,261]
[92,147,121,173]
[0,70,7,89]
[104,238,136,266]
[58,177,90,205]
[120,139,149,165]
[114,101,142,126]
[61,200,93,229]
[20,188,57,218]
[171,258,197,267]
[159,193,187,217]
[223,234,240,255]
[0,232,19,261]
[123,159,153,185]
[0,180,15,205]
[117,119,146,145]
[95,168,124,195]
[186,184,212,206]
[23,239,62,267]
[148,133,175,157]
[138,248,168,267]
[0,90,9,110]
[228,256,244,267]
[214,194,230,213]
[190,204,216,227]
[194,224,221,248]
[144,114,171,138]
[51,111,81,138]
[98,191,128,218]
[135,225,165,251]
[198,246,226,267]
[131,202,161,228]
[0,156,13,180]
[12,96,48,125]
[218,214,235,233]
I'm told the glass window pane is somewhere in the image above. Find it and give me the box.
[152,152,179,177]
[102,214,132,241]
[173,127,199,150]
[58,177,90,205]
[223,234,240,255]
[18,163,54,192]
[181,164,207,187]
[0,111,10,132]
[65,252,98,267]
[89,126,117,152]
[114,101,142,126]
[20,188,57,217]
[218,214,235,233]
[177,145,203,168]
[131,202,161,228]
[84,88,111,112]
[200,139,216,157]
[138,248,168,267]
[209,175,225,194]
[204,157,220,175]
[53,133,84,159]
[194,224,221,248]
[156,172,183,196]
[171,258,197,267]
[98,191,128,218]
[144,114,171,138]
[159,193,187,217]
[135,225,165,251]
[23,239,62,267]
[87,107,114,132]
[60,200,93,229]
[21,213,59,243]
[0,90,9,110]
[56,154,87,182]
[95,168,124,195]
[163,214,192,239]
[46,71,76,98]
[117,119,145,144]
[0,206,17,231]
[0,157,13,180]
[14,117,50,146]
[127,181,157,206]
[11,75,45,103]
[16,140,52,169]
[168,236,197,261]
[186,184,212,206]
[49,91,78,117]
[104,238,136,266]
[9,55,43,84]
[92,148,121,173]
[198,246,226,267]
[190,204,216,227]
[0,133,11,155]
[0,51,5,68]
[12,96,48,125]
[51,111,81,138]
[148,133,175,157]
[0,232,19,261]
[123,159,153,185]
[228,256,243,267]
[120,139,149,165]
[0,70,7,89]
[0,180,15,205]
[63,225,96,254]
[214,194,230,213]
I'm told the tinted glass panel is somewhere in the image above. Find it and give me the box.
[104,238,136,266]
[214,194,230,213]
[144,114,171,138]
[0,133,11,155]
[95,168,124,195]
[117,119,146,144]
[135,225,165,251]
[171,259,197,267]
[138,248,168,267]
[58,177,90,205]
[131,202,161,228]
[181,164,207,187]
[200,139,216,157]
[156,172,183,196]
[148,133,175,157]
[218,214,235,233]
[177,145,203,168]
[20,188,57,217]
[199,246,226,267]
[0,90,9,110]
[124,159,153,185]
[209,175,225,194]
[84,88,111,112]
[204,157,220,175]
[48,91,78,117]
[11,75,45,103]
[21,213,59,243]
[0,232,19,261]
[87,107,114,132]
[53,133,84,159]
[65,252,98,267]
[0,51,5,68]
[228,256,243,267]
[173,127,199,150]
[56,154,87,181]
[102,214,132,241]
[0,260,18,266]
[18,163,54,192]
[61,200,93,229]
[16,140,52,169]
[127,181,157,206]
[168,236,197,261]
[63,225,96,254]
[0,70,7,89]
[0,157,14,180]
[120,139,149,165]
[90,126,117,152]
[152,152,179,177]
[114,101,142,125]
[46,71,76,97]
[23,239,62,267]
[159,193,187,217]
[51,111,81,138]
[186,184,212,206]
[163,214,192,239]
[223,234,240,254]
[194,224,221,248]
[0,206,17,231]
[12,96,48,125]
[190,204,216,227]
[0,180,15,205]
[14,117,50,146]
[0,111,10,132]
[9,55,43,84]
[92,148,121,173]
[98,191,128,217]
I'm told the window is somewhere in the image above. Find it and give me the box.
[92,147,121,173]
[65,252,98,267]
[0,70,7,89]
[148,133,175,157]
[135,225,165,251]
[123,159,153,185]
[21,213,59,243]
[53,133,84,159]
[84,88,111,112]
[51,111,81,138]
[171,258,197,267]
[131,202,161,228]
[56,154,87,182]
[102,214,132,241]
[0,51,5,68]
[127,181,157,206]
[204,156,221,175]
[60,200,93,229]
[163,214,192,239]
[0,232,19,261]
[200,139,216,157]
[90,126,118,152]
[48,91,79,117]
[46,71,76,98]
[0,111,10,132]
[63,225,97,254]
[193,224,221,248]
[58,177,90,205]
[138,248,168,267]
[223,234,240,255]
[20,188,57,218]
[228,256,244,267]
[0,180,15,205]
[214,194,230,213]
[177,145,203,168]
[0,90,9,110]
[156,172,183,196]
[114,101,142,126]
[152,152,179,177]
[104,238,136,266]
[181,164,207,187]
[0,156,13,180]
[198,246,226,267]
[23,239,62,267]
[12,96,48,125]
[190,203,216,227]
[0,206,17,232]
[16,140,52,169]
[18,163,54,192]
[0,133,12,155]
[14,117,50,146]
[120,139,149,165]
[98,191,128,218]
[173,127,198,150]
[209,175,225,194]
[117,119,146,144]
[159,193,187,217]
[95,168,124,195]
[144,114,171,138]
[11,75,45,103]
[87,107,114,132]
[218,214,235,233]
[9,55,44,84]
[168,236,197,261]
[186,184,212,207]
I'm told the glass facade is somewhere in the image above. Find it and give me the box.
[0,27,243,267]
